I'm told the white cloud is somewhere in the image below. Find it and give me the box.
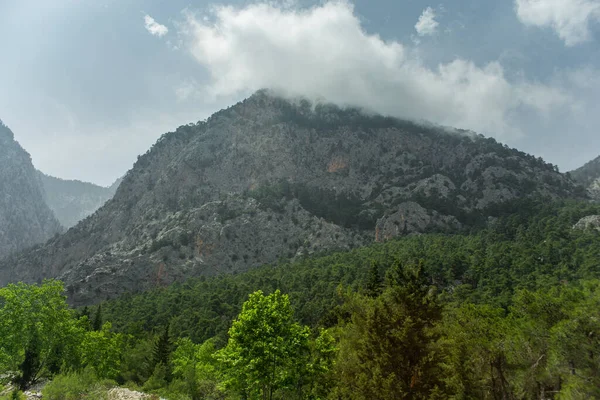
[144,15,169,37]
[415,7,439,36]
[515,0,600,46]
[178,1,575,140]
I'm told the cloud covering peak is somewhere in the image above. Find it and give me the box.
[179,1,571,140]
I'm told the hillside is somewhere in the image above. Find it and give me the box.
[0,121,62,259]
[570,154,600,200]
[0,91,584,305]
[38,172,120,228]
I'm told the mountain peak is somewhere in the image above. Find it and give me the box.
[0,94,583,305]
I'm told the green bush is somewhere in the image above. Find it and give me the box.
[0,389,26,400]
[41,369,115,400]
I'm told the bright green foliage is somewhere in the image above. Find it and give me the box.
[303,328,337,399]
[217,290,310,400]
[0,389,26,400]
[81,322,124,380]
[332,263,444,399]
[41,368,114,400]
[0,280,84,385]
[143,363,168,392]
[171,338,222,400]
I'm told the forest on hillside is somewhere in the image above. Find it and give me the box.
[1,199,600,399]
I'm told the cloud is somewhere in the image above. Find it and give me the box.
[515,0,600,46]
[415,7,439,36]
[144,15,169,37]
[178,1,575,140]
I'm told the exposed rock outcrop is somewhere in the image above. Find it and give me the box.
[570,155,600,201]
[573,215,600,231]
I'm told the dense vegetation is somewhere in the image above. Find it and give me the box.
[1,199,600,399]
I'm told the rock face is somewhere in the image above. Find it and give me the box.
[0,91,583,305]
[0,122,62,259]
[38,172,120,229]
[573,215,600,231]
[570,155,600,200]
[375,202,461,241]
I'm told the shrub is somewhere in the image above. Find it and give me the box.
[41,369,115,400]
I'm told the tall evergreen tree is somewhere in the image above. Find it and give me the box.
[92,305,103,331]
[332,261,445,399]
[365,261,383,298]
[17,332,41,390]
[153,324,172,381]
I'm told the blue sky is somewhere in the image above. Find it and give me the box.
[0,0,599,185]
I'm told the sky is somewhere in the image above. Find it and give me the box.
[0,0,599,186]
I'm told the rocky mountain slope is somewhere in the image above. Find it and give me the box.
[0,91,584,304]
[38,172,121,228]
[570,155,600,200]
[0,121,62,259]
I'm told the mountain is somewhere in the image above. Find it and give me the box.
[0,91,584,305]
[38,172,120,229]
[570,155,600,200]
[0,121,62,259]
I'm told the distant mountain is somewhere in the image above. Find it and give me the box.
[570,155,600,200]
[38,172,120,229]
[0,91,584,305]
[0,121,62,259]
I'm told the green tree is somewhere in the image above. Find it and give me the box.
[171,337,223,400]
[332,262,445,399]
[81,322,124,379]
[364,261,383,298]
[92,305,103,331]
[0,281,83,387]
[153,325,170,365]
[217,290,310,400]
[441,303,515,399]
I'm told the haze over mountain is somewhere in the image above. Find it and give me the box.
[38,172,122,229]
[0,92,584,305]
[0,121,62,259]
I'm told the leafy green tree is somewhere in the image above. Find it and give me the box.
[217,290,310,400]
[0,281,83,387]
[171,337,223,400]
[81,322,124,379]
[303,328,338,399]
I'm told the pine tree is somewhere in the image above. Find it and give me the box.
[332,260,445,399]
[365,261,383,297]
[17,332,41,390]
[153,324,172,381]
[92,305,103,331]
